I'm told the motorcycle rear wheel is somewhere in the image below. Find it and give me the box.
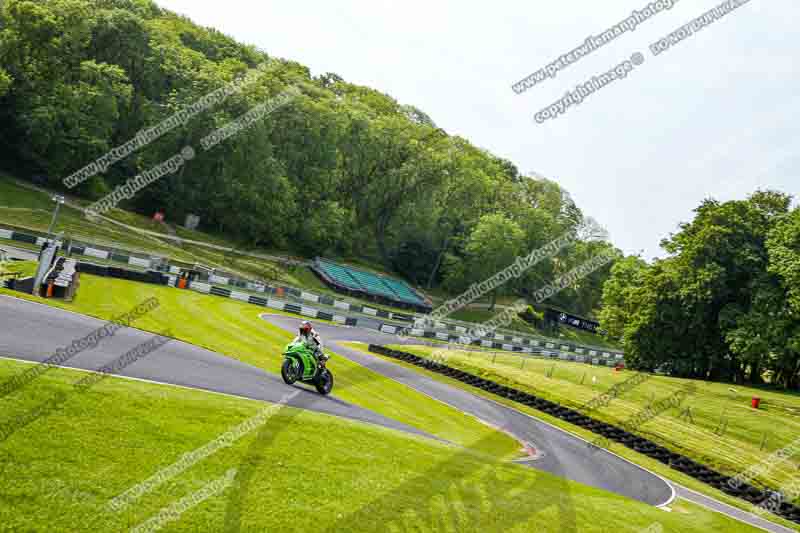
[314,369,334,395]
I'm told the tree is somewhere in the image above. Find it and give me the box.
[762,207,800,388]
[598,255,648,342]
[768,207,800,313]
[0,0,619,317]
[0,68,11,98]
[443,213,526,310]
[607,190,799,388]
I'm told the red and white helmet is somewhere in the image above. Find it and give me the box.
[299,321,313,335]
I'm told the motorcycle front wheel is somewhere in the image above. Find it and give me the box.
[281,358,300,385]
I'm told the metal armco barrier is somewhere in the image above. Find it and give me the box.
[66,260,629,366]
[0,225,624,360]
[0,226,417,323]
[411,317,625,360]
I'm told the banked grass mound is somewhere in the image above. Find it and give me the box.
[368,345,800,526]
[385,343,800,495]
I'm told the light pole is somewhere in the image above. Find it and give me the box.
[47,194,65,238]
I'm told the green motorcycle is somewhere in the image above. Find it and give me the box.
[281,341,334,395]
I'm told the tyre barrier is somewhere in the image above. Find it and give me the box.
[368,344,800,524]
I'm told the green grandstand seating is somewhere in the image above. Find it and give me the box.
[316,260,425,306]
[318,261,361,289]
[383,278,423,303]
[348,269,398,298]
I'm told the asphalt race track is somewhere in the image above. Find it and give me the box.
[264,314,673,506]
[0,296,429,439]
[264,315,797,533]
[0,295,794,532]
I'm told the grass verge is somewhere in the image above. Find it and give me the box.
[0,358,765,532]
[347,342,800,532]
[0,273,520,459]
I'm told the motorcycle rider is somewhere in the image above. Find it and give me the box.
[294,321,328,362]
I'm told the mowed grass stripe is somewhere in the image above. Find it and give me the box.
[0,272,521,459]
[384,344,800,497]
[0,358,766,532]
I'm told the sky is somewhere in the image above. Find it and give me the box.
[156,0,798,260]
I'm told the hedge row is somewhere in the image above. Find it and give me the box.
[368,344,800,524]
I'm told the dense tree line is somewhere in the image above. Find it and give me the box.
[600,192,800,389]
[0,0,616,315]
[4,1,794,387]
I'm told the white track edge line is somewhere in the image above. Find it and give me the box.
[675,484,796,533]
[0,355,432,442]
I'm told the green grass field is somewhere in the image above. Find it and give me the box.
[7,259,800,497]
[0,265,786,531]
[0,358,765,532]
[380,344,800,500]
[556,325,622,350]
[345,342,800,532]
[0,258,36,278]
[0,271,521,460]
